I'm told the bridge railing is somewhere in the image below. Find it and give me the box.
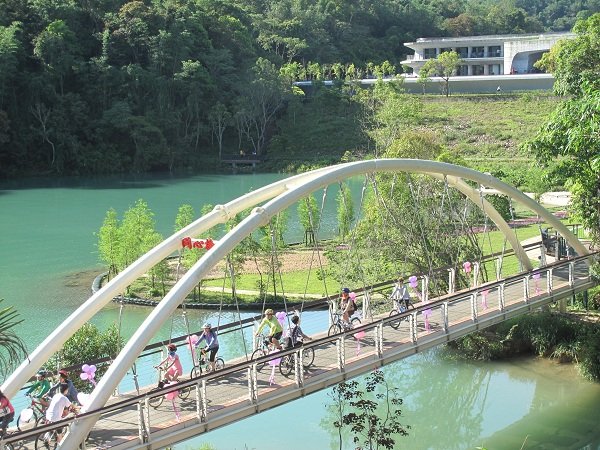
[3,252,595,449]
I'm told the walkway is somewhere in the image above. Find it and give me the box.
[2,253,594,450]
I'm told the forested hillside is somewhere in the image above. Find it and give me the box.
[0,0,598,177]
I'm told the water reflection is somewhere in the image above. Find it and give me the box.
[185,349,600,450]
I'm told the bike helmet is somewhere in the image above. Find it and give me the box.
[58,369,69,377]
[167,343,177,351]
[265,308,274,315]
[36,370,46,378]
[203,323,211,329]
[342,287,350,294]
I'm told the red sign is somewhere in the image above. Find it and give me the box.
[181,237,215,250]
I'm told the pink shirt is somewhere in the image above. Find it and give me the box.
[168,354,183,375]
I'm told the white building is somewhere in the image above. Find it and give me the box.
[402,32,574,77]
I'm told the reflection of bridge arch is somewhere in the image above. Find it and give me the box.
[2,160,588,447]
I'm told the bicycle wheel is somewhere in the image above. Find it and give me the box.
[178,382,192,401]
[148,390,164,408]
[302,347,315,368]
[35,427,58,450]
[215,358,225,370]
[389,309,402,330]
[190,365,202,379]
[251,348,267,372]
[328,323,342,336]
[350,317,361,328]
[278,354,294,376]
[17,407,39,432]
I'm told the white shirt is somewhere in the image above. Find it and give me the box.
[46,392,71,422]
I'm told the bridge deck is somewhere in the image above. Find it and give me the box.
[3,257,593,450]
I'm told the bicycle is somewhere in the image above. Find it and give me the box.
[17,394,47,432]
[251,334,285,372]
[33,407,78,450]
[327,310,361,336]
[189,348,225,378]
[279,342,315,376]
[388,297,414,330]
[0,430,15,450]
[148,366,191,408]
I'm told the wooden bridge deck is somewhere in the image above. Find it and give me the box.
[2,256,594,450]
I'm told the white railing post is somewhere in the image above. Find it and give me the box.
[248,366,258,404]
[539,244,547,266]
[470,293,477,322]
[495,256,503,280]
[201,379,208,420]
[523,275,530,302]
[363,290,371,320]
[410,313,417,344]
[329,301,335,328]
[423,275,430,301]
[294,352,302,387]
[336,336,346,371]
[442,302,449,332]
[473,262,480,288]
[448,268,456,294]
[140,400,149,443]
[499,283,505,311]
[547,268,554,294]
[569,261,575,287]
[376,323,384,358]
[194,381,203,421]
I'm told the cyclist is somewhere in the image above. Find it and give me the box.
[390,277,411,311]
[48,370,79,404]
[195,323,220,372]
[0,389,14,438]
[155,343,183,382]
[255,309,283,350]
[339,288,356,328]
[25,370,51,408]
[287,315,311,348]
[44,383,77,443]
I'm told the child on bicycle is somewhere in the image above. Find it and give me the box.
[0,390,14,438]
[195,323,220,372]
[339,288,356,327]
[155,343,183,382]
[255,309,283,350]
[286,315,311,348]
[26,370,51,408]
[390,277,411,311]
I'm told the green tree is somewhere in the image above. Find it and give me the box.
[48,323,122,392]
[0,299,27,377]
[525,85,600,243]
[420,51,461,96]
[326,369,409,450]
[97,208,121,280]
[118,199,159,273]
[174,204,194,233]
[297,194,320,246]
[535,13,600,97]
[337,182,354,242]
[0,21,21,108]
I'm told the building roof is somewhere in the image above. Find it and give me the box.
[405,31,574,47]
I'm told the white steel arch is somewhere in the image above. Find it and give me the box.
[11,160,587,448]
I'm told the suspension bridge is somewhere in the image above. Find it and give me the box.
[1,160,596,450]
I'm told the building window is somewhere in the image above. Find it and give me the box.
[488,46,501,57]
[489,64,501,75]
[471,46,484,58]
[424,48,437,59]
[440,47,453,55]
[457,65,468,76]
[472,65,484,75]
[456,47,468,58]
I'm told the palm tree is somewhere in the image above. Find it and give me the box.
[0,299,27,377]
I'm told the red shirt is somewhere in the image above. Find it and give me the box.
[0,396,14,414]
